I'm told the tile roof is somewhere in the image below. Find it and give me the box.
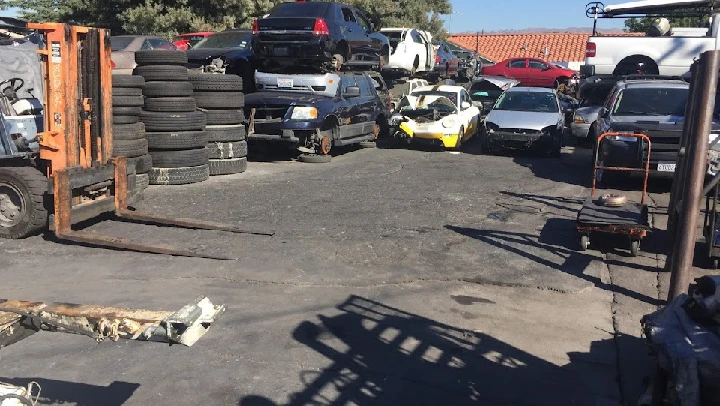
[448,32,645,63]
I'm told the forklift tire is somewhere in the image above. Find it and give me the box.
[112,95,144,107]
[205,124,246,142]
[0,166,48,239]
[206,141,247,159]
[208,157,247,176]
[189,74,244,92]
[149,148,209,168]
[128,154,153,174]
[113,122,146,140]
[112,75,145,88]
[146,130,208,150]
[139,111,206,132]
[113,115,139,125]
[194,92,244,109]
[112,87,143,96]
[142,81,194,98]
[149,164,209,185]
[144,97,196,112]
[204,110,245,126]
[113,138,149,158]
[133,65,189,82]
[134,50,188,66]
[113,106,142,116]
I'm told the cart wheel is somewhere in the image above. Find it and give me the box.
[630,240,640,257]
[580,235,590,251]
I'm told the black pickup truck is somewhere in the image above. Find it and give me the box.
[251,1,389,72]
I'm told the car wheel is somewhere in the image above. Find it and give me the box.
[299,154,332,164]
[452,126,464,151]
[331,54,344,72]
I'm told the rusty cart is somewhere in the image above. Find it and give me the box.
[577,132,651,256]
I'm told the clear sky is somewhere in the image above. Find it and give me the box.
[445,0,628,33]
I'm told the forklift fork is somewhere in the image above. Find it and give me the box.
[51,157,273,260]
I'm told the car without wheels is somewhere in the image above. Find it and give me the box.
[380,28,435,78]
[246,71,388,157]
[482,86,566,156]
[251,1,389,72]
[186,29,254,90]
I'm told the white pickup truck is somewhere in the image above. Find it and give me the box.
[581,0,720,77]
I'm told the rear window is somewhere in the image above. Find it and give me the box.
[579,84,614,106]
[612,87,688,116]
[110,37,134,51]
[268,3,329,17]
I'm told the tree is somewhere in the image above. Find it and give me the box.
[624,8,708,32]
[0,0,452,39]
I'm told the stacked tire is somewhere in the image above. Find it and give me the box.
[111,75,151,197]
[189,74,247,176]
[133,50,209,186]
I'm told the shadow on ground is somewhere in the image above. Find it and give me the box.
[238,295,638,405]
[0,378,139,405]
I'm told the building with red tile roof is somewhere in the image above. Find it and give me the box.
[448,32,644,69]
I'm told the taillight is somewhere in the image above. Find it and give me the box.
[111,60,115,68]
[252,19,259,35]
[585,42,596,58]
[313,18,329,36]
[435,55,440,64]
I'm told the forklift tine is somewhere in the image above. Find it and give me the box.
[56,230,238,260]
[115,210,275,236]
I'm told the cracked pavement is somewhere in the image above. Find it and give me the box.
[0,137,703,405]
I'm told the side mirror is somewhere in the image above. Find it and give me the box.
[344,86,360,98]
[461,101,471,109]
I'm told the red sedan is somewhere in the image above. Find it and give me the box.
[481,57,577,88]
[173,32,214,50]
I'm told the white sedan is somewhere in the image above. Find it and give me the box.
[390,85,481,149]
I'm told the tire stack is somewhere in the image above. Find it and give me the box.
[133,50,209,186]
[188,74,247,176]
[111,75,151,198]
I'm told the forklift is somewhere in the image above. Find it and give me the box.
[0,19,271,259]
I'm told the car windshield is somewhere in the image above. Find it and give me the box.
[494,91,557,112]
[399,95,456,113]
[412,91,458,107]
[110,37,134,51]
[612,87,688,116]
[269,3,328,17]
[579,85,614,107]
[384,31,403,50]
[193,32,250,49]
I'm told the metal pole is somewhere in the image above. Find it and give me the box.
[667,50,720,300]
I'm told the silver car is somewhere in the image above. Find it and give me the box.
[482,86,565,156]
[571,79,617,142]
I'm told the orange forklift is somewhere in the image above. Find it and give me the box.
[0,19,271,259]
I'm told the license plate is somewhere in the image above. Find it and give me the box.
[657,162,676,172]
[274,46,289,56]
[277,78,293,88]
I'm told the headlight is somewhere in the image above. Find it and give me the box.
[290,107,318,120]
[442,117,456,128]
[573,114,585,123]
[485,122,499,133]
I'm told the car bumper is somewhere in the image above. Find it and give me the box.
[252,39,333,63]
[571,122,591,138]
[248,118,322,144]
[486,131,553,149]
[399,122,460,148]
[600,138,676,177]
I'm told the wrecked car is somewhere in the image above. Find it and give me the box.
[390,85,480,150]
[468,76,520,116]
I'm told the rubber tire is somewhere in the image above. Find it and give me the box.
[112,75,145,88]
[208,157,247,176]
[452,126,464,151]
[146,130,208,150]
[299,153,331,163]
[142,81,194,97]
[112,95,144,107]
[134,50,188,66]
[134,172,150,192]
[113,138,149,158]
[205,124,246,142]
[359,141,376,148]
[140,111,206,132]
[133,65,189,82]
[128,154,153,174]
[204,110,244,125]
[112,87,143,96]
[630,240,640,257]
[144,97,196,112]
[207,141,247,159]
[149,165,209,185]
[113,106,142,116]
[194,92,244,109]
[189,74,244,92]
[113,115,139,125]
[149,148,208,168]
[0,166,48,239]
[113,122,145,140]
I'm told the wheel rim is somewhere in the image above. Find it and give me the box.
[319,136,332,155]
[0,182,26,228]
[373,123,380,140]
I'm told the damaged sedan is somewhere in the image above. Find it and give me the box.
[468,75,520,116]
[390,85,480,150]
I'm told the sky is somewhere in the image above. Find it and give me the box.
[445,0,629,33]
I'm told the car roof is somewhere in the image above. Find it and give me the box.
[505,86,556,93]
[618,79,689,89]
[413,85,464,93]
[380,28,412,31]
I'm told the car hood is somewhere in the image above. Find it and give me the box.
[486,110,559,130]
[471,76,520,91]
[245,91,330,106]
[575,106,603,118]
[186,48,250,62]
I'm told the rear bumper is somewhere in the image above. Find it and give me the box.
[252,38,334,63]
[601,138,677,177]
[571,122,591,138]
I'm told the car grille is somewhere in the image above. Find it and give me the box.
[257,84,326,93]
[638,128,682,164]
[498,128,542,135]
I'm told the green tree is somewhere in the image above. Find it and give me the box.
[624,8,708,32]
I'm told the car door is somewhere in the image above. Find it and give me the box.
[353,9,376,62]
[339,73,364,139]
[415,30,433,70]
[459,89,479,136]
[527,59,550,87]
[357,74,378,135]
[506,59,528,83]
